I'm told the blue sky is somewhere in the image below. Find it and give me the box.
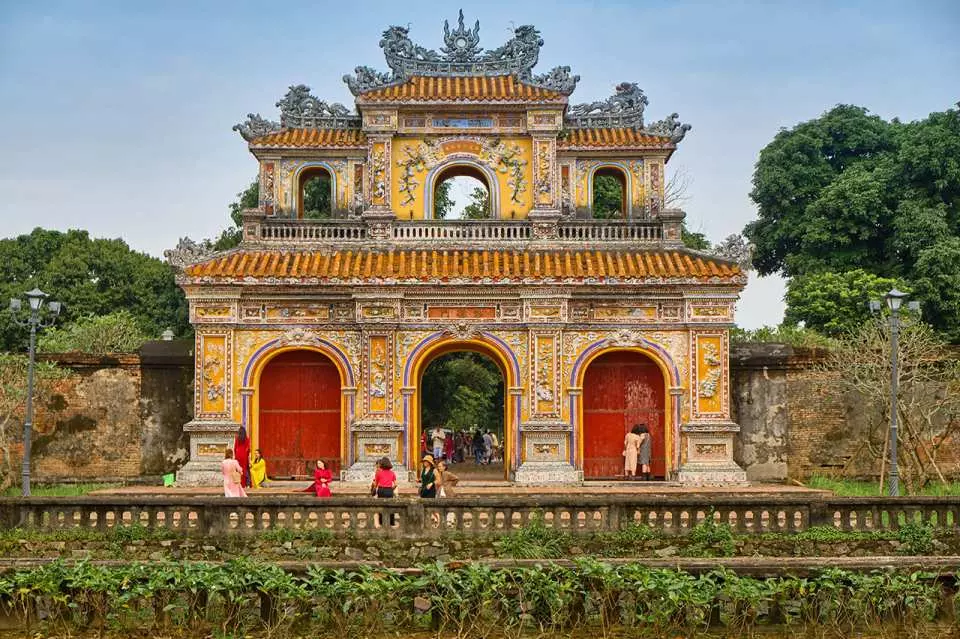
[1,1,957,328]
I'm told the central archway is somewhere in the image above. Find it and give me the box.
[425,158,500,219]
[406,335,518,480]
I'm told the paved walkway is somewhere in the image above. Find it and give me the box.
[93,480,826,497]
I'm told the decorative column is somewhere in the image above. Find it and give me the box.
[527,109,563,237]
[362,133,396,240]
[677,330,747,485]
[514,327,580,484]
[177,329,241,486]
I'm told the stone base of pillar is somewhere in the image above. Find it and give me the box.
[514,462,582,485]
[175,420,242,486]
[341,461,410,483]
[678,422,748,486]
[175,460,225,486]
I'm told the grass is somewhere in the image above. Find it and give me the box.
[0,482,120,497]
[806,474,960,497]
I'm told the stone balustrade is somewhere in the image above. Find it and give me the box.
[1,495,956,539]
[244,210,677,247]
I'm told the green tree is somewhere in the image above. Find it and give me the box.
[911,238,960,343]
[421,352,503,433]
[681,225,711,250]
[462,186,491,220]
[212,180,259,251]
[433,180,455,219]
[38,310,150,355]
[302,175,331,219]
[0,229,189,351]
[592,174,623,219]
[743,104,960,339]
[784,269,903,336]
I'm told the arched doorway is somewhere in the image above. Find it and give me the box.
[296,166,333,219]
[258,350,342,477]
[407,337,517,480]
[592,167,628,219]
[426,161,498,219]
[582,351,666,479]
[420,351,505,479]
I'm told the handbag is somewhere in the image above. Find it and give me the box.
[229,467,241,484]
[370,482,378,497]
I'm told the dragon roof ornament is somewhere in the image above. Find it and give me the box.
[565,82,691,142]
[343,9,579,95]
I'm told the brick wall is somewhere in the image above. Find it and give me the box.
[18,341,193,482]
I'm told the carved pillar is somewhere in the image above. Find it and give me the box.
[176,330,240,486]
[677,329,747,485]
[362,134,395,233]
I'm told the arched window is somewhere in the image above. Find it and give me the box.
[297,166,333,219]
[431,165,493,219]
[592,167,628,219]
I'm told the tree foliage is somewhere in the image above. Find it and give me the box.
[744,104,960,339]
[0,354,68,490]
[302,175,332,219]
[825,320,960,491]
[38,310,150,355]
[421,352,503,433]
[784,269,904,337]
[0,229,189,352]
[212,180,259,251]
[433,180,455,219]
[462,186,491,220]
[592,174,623,219]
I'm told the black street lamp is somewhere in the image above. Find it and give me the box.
[9,288,61,497]
[869,288,919,497]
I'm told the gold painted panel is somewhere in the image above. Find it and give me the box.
[200,334,227,415]
[695,334,723,415]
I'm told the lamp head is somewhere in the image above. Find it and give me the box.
[24,288,48,311]
[9,298,21,313]
[868,300,882,313]
[47,301,62,316]
[885,289,908,312]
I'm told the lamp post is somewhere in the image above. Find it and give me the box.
[868,289,919,497]
[9,288,61,497]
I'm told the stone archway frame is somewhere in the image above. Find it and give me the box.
[586,162,634,218]
[292,161,339,218]
[569,335,682,478]
[240,330,356,468]
[423,155,502,219]
[402,330,521,477]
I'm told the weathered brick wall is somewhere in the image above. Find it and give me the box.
[22,341,193,482]
[731,343,960,482]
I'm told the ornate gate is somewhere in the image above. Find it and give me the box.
[582,351,666,479]
[258,350,341,478]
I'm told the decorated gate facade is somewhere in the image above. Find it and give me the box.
[171,11,749,486]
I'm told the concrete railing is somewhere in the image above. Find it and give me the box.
[1,495,956,539]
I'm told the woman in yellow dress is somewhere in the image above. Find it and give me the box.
[250,449,269,488]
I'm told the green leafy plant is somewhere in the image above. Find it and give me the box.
[897,519,934,555]
[492,514,570,559]
[685,515,736,557]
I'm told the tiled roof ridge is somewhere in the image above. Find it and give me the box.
[183,248,742,281]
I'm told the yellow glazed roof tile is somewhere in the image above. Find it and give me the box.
[357,75,565,103]
[249,128,367,148]
[185,249,741,282]
[558,127,673,149]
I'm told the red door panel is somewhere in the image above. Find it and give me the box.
[259,350,341,478]
[583,351,665,479]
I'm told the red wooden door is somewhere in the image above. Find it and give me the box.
[259,350,341,478]
[582,351,665,478]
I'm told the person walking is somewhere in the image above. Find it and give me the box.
[233,426,251,487]
[221,449,247,497]
[430,426,446,461]
[418,454,437,498]
[637,424,653,481]
[623,425,642,479]
[472,429,485,464]
[436,460,459,498]
[482,430,494,465]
